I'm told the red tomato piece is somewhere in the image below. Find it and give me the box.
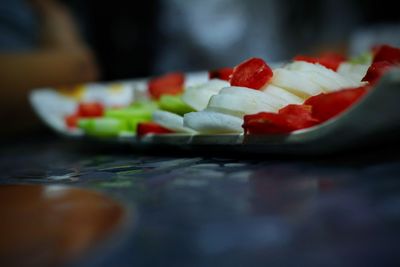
[230,58,273,89]
[304,86,367,122]
[293,55,319,64]
[278,104,320,129]
[372,44,400,64]
[209,67,234,81]
[362,61,393,85]
[243,105,319,135]
[243,112,294,134]
[64,113,79,129]
[137,122,173,136]
[77,102,104,117]
[148,72,185,99]
[294,52,346,71]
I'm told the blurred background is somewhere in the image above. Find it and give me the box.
[0,0,400,134]
[72,0,400,79]
[2,0,400,80]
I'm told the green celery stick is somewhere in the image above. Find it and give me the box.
[130,101,159,111]
[105,107,153,120]
[78,118,128,137]
[158,95,195,115]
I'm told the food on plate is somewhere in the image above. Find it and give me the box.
[64,113,79,129]
[372,44,400,64]
[230,57,273,89]
[243,105,319,134]
[270,68,326,97]
[64,102,104,129]
[182,44,399,135]
[293,52,346,71]
[152,110,196,133]
[208,67,234,81]
[137,122,173,136]
[207,87,277,117]
[262,85,304,105]
[337,63,370,82]
[304,86,367,123]
[77,118,128,137]
[64,100,156,135]
[183,110,244,133]
[158,95,194,115]
[77,102,104,118]
[181,79,229,111]
[62,44,399,137]
[243,86,367,134]
[362,61,394,85]
[148,72,185,99]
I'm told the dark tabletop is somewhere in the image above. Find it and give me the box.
[1,135,400,267]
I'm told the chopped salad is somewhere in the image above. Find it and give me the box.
[63,44,400,137]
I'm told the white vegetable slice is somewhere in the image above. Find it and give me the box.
[286,61,328,72]
[271,68,324,97]
[183,110,244,133]
[295,71,345,92]
[337,63,370,82]
[262,85,305,104]
[153,110,196,133]
[182,88,216,111]
[182,79,230,111]
[219,86,288,110]
[285,61,362,89]
[208,93,276,117]
[193,79,230,92]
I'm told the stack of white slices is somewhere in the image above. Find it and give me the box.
[154,61,368,134]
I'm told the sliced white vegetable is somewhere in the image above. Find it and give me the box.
[262,85,305,104]
[219,86,288,110]
[182,88,216,111]
[286,61,328,72]
[182,79,230,111]
[286,61,362,88]
[271,68,324,97]
[208,90,276,117]
[183,110,244,133]
[191,79,230,92]
[184,71,209,87]
[295,71,345,92]
[337,63,370,82]
[153,110,196,133]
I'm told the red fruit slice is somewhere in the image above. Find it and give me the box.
[209,67,234,81]
[230,58,273,89]
[278,104,319,129]
[293,55,319,64]
[77,102,104,117]
[65,113,79,129]
[137,122,173,136]
[243,112,293,134]
[294,52,346,71]
[243,105,319,135]
[148,72,185,100]
[362,61,393,85]
[304,86,368,122]
[372,44,400,64]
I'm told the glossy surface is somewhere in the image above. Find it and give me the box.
[0,184,125,267]
[1,136,400,266]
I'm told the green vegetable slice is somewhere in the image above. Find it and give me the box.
[158,95,195,115]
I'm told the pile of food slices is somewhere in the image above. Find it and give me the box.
[64,44,400,137]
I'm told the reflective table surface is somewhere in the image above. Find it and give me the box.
[1,136,400,266]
